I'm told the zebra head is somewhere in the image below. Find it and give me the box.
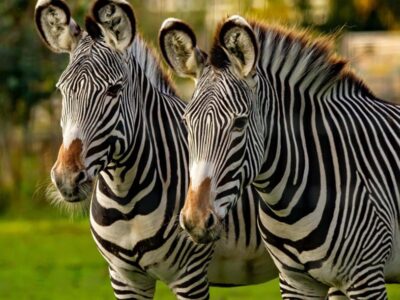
[35,0,136,206]
[160,16,263,243]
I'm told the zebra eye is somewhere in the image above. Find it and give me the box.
[106,84,122,97]
[232,116,248,131]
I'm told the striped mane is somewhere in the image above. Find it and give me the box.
[210,18,373,97]
[131,34,176,96]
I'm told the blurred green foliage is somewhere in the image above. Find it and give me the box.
[0,1,63,125]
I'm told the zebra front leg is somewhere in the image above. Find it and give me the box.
[279,272,329,300]
[343,270,387,300]
[169,271,210,300]
[109,266,156,300]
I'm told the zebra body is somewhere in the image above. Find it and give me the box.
[35,1,277,299]
[160,16,400,299]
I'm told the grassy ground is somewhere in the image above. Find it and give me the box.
[0,220,398,299]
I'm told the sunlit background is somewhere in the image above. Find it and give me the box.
[0,0,400,299]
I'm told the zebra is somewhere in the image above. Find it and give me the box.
[159,15,400,299]
[35,1,279,299]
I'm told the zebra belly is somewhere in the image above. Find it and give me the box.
[208,191,278,285]
[208,237,278,285]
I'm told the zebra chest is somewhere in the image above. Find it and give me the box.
[90,174,193,282]
[90,189,177,268]
[257,187,337,260]
[91,213,194,284]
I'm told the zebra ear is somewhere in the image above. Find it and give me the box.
[88,0,136,52]
[159,18,206,79]
[35,0,82,53]
[217,15,258,77]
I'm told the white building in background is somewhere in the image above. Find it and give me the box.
[341,32,400,103]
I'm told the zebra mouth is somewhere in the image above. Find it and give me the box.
[64,197,83,203]
[191,234,220,244]
[46,180,93,215]
[60,181,93,202]
[184,222,223,245]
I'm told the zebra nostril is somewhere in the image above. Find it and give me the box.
[205,213,215,229]
[74,170,87,186]
[59,187,68,197]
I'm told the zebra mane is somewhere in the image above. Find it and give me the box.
[210,18,372,96]
[131,34,176,96]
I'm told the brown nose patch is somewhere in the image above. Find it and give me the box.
[182,177,212,226]
[54,139,84,172]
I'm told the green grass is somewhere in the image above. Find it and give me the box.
[0,220,398,299]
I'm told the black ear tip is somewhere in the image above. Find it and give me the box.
[85,16,103,40]
[218,16,255,45]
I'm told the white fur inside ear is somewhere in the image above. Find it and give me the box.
[165,30,197,77]
[98,3,133,51]
[39,5,79,53]
[170,31,193,53]
[223,27,257,77]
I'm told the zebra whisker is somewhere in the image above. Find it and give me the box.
[45,183,91,217]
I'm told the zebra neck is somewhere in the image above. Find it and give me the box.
[251,24,348,209]
[252,80,313,214]
[95,46,188,215]
[252,60,392,218]
[129,60,188,188]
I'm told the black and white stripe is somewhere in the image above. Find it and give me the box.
[180,16,400,299]
[36,1,278,299]
[79,34,275,300]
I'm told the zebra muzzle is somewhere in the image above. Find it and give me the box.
[51,139,92,202]
[181,178,221,244]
